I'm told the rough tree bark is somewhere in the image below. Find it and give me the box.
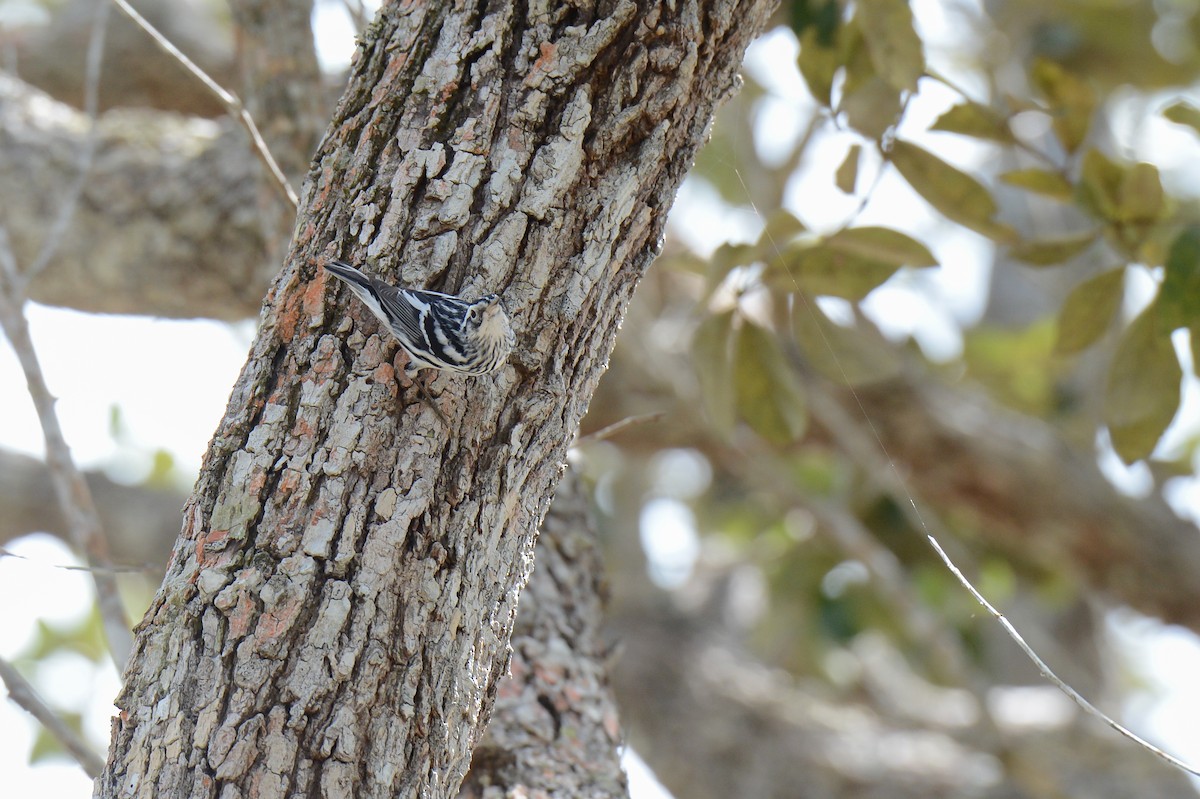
[460,470,628,799]
[95,0,775,796]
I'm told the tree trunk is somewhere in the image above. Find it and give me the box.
[95,0,775,796]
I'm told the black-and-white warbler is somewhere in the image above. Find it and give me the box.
[324,260,515,376]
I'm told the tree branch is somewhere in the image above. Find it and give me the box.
[0,656,106,778]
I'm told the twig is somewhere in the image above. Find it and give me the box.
[107,0,300,211]
[0,655,106,778]
[0,547,157,576]
[0,230,132,671]
[340,0,372,32]
[574,412,666,446]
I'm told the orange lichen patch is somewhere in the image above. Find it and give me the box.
[291,415,316,440]
[256,595,304,640]
[196,528,231,563]
[276,289,306,343]
[530,41,557,78]
[302,271,328,323]
[228,590,257,639]
[277,469,302,496]
[373,362,396,390]
[247,470,269,496]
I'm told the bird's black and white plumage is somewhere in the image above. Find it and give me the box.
[324,260,515,376]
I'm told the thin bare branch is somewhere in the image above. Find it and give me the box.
[0,229,132,671]
[0,547,157,576]
[921,526,1200,777]
[799,368,1200,778]
[575,412,666,446]
[0,655,106,778]
[107,0,300,210]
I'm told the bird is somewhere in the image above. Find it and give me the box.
[323,259,515,377]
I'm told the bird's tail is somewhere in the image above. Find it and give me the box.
[324,259,372,290]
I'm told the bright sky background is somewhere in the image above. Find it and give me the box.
[2,0,1199,795]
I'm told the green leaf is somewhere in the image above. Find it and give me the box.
[1162,100,1200,137]
[930,102,1015,143]
[998,168,1073,202]
[889,140,1016,242]
[798,27,840,107]
[706,242,757,294]
[792,305,901,386]
[770,226,934,300]
[835,144,861,194]
[734,322,808,444]
[791,0,840,47]
[1105,302,1182,463]
[692,311,737,434]
[840,77,902,140]
[826,226,937,268]
[31,712,86,765]
[758,209,809,249]
[964,322,1058,414]
[771,241,903,300]
[1159,226,1200,337]
[1119,162,1166,224]
[1056,267,1124,355]
[1031,59,1095,153]
[1009,231,1098,267]
[1078,150,1166,225]
[838,23,901,139]
[1077,148,1125,220]
[856,0,925,93]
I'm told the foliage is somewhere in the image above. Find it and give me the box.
[585,0,1200,682]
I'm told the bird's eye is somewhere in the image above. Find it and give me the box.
[467,307,480,322]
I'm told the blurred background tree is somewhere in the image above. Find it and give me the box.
[2,0,1199,796]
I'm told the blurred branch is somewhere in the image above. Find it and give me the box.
[18,0,110,289]
[108,0,299,210]
[0,448,181,570]
[0,656,106,778]
[0,232,132,670]
[0,76,272,319]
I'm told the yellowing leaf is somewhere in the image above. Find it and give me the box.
[841,76,902,140]
[734,322,808,444]
[998,168,1073,202]
[1118,162,1165,223]
[856,0,925,93]
[836,144,862,194]
[1009,231,1098,266]
[798,27,840,107]
[1105,303,1182,463]
[1056,267,1124,355]
[1163,100,1200,137]
[826,226,937,268]
[1077,148,1125,220]
[692,311,737,434]
[1031,59,1095,153]
[889,140,1016,242]
[771,241,903,300]
[930,102,1015,143]
[792,305,900,386]
[1078,150,1166,224]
